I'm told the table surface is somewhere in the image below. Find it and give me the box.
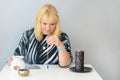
[0,64,103,80]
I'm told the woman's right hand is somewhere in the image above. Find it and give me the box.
[8,57,13,66]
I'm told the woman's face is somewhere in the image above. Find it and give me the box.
[40,17,56,35]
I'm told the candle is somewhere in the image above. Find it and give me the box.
[75,50,84,71]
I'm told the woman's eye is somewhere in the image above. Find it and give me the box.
[50,23,55,26]
[43,23,47,25]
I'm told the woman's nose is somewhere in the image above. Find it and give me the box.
[46,25,50,30]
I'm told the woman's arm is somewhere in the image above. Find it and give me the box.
[57,42,72,67]
[46,33,72,67]
[14,32,29,56]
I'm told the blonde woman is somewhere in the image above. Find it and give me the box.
[8,4,72,67]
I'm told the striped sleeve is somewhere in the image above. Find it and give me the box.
[60,33,73,61]
[14,31,29,56]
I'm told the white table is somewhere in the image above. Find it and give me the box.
[0,64,103,80]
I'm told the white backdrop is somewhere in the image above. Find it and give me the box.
[0,0,120,80]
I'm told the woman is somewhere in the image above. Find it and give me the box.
[8,4,72,67]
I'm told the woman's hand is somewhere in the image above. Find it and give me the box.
[8,57,13,66]
[46,35,63,47]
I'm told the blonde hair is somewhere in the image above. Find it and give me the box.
[34,4,62,41]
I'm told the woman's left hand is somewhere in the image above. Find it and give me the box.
[46,35,63,47]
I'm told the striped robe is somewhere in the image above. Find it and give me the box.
[14,28,72,64]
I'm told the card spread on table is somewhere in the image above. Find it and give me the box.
[26,65,40,69]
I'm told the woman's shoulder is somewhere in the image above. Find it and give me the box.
[22,28,34,38]
[61,32,68,37]
[60,32,69,40]
[24,27,34,33]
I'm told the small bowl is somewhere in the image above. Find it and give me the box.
[18,69,30,77]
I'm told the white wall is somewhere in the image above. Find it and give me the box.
[0,0,120,80]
